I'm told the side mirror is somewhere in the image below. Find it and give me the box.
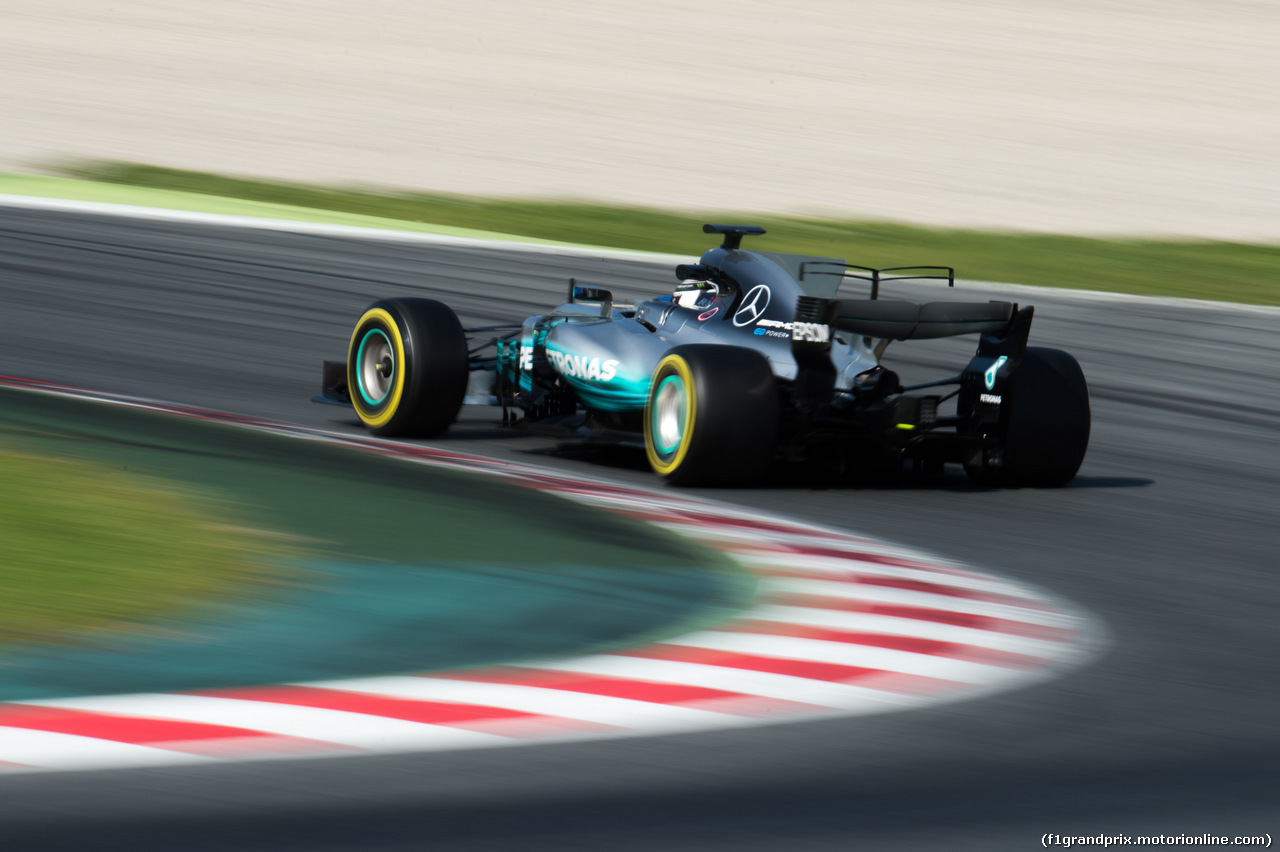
[568,280,614,317]
[570,284,614,303]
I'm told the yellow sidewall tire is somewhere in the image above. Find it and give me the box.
[642,344,778,487]
[644,354,697,476]
[348,307,407,429]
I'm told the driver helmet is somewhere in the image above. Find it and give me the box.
[673,278,719,309]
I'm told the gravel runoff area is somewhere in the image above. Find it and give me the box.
[2,1,1278,241]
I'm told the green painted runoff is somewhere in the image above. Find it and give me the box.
[0,387,752,700]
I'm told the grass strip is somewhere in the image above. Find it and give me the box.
[0,448,282,647]
[50,161,1280,307]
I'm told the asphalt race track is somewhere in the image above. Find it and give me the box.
[1,205,1278,850]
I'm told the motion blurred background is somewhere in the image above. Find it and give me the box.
[3,0,1278,241]
[3,4,1280,848]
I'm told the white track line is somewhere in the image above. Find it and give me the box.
[22,695,505,752]
[311,677,731,731]
[760,577,1079,625]
[738,552,1041,595]
[511,656,927,713]
[741,606,1068,656]
[0,727,213,771]
[653,632,1020,684]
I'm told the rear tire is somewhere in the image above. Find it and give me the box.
[643,345,777,486]
[347,298,468,437]
[966,347,1090,487]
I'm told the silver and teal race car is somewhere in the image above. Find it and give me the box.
[319,224,1090,487]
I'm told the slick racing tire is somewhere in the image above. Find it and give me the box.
[966,346,1091,487]
[347,298,468,437]
[644,344,778,486]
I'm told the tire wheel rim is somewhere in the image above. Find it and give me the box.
[356,327,395,406]
[652,375,687,457]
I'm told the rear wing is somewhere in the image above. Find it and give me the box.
[791,294,1035,356]
[823,299,1016,340]
[788,295,1036,404]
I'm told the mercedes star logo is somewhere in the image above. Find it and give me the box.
[732,285,771,327]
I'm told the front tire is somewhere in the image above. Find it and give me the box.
[643,345,777,486]
[347,298,468,437]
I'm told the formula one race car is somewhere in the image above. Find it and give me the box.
[318,224,1090,486]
